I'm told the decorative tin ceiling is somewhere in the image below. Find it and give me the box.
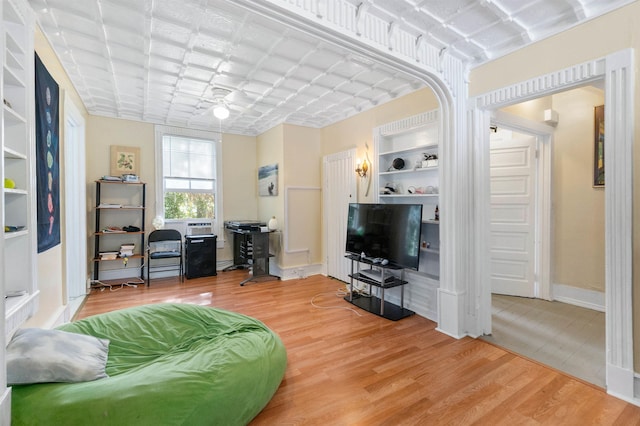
[28,0,633,135]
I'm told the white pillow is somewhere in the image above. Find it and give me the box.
[6,328,110,385]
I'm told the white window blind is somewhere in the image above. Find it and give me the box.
[163,135,216,194]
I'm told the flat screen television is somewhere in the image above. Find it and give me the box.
[345,203,423,270]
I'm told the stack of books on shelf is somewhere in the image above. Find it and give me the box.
[99,251,119,260]
[120,243,135,258]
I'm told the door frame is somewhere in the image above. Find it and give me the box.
[490,110,554,303]
[62,92,87,318]
[471,50,634,400]
[322,148,357,280]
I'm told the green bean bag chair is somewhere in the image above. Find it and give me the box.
[10,303,287,425]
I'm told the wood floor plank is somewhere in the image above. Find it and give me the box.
[75,272,640,424]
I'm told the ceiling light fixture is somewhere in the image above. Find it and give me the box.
[213,103,230,120]
[210,87,232,120]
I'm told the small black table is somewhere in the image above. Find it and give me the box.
[225,228,279,285]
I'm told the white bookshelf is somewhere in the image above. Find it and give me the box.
[1,0,36,421]
[373,110,440,321]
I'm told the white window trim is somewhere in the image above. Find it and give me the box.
[154,125,224,247]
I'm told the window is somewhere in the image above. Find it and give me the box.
[155,126,223,238]
[162,135,215,219]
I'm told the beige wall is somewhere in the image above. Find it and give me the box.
[256,125,284,223]
[551,88,605,292]
[26,27,89,328]
[256,125,284,266]
[470,1,640,369]
[322,88,439,203]
[220,133,258,261]
[282,124,322,267]
[503,87,605,292]
[85,117,260,265]
[85,116,154,278]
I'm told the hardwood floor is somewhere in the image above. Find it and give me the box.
[77,272,640,425]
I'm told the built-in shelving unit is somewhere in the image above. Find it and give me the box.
[93,180,146,281]
[1,0,36,421]
[373,110,440,321]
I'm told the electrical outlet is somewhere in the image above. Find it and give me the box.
[296,268,306,279]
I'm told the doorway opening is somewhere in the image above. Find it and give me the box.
[482,84,606,387]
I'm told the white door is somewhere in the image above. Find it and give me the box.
[490,129,537,297]
[324,149,356,282]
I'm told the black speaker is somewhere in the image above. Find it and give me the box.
[185,235,217,279]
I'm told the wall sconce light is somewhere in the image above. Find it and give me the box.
[356,159,369,178]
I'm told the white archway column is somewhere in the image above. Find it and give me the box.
[604,49,635,401]
[436,84,473,339]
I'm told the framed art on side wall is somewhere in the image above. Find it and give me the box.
[593,105,605,187]
[258,164,278,196]
[110,145,140,176]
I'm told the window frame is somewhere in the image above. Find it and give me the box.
[154,125,224,244]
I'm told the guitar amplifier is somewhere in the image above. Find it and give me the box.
[185,235,217,279]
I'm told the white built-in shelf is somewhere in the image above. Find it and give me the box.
[379,193,439,198]
[3,64,25,87]
[3,188,27,195]
[379,142,438,157]
[4,146,26,159]
[379,166,438,176]
[5,291,39,337]
[3,230,27,240]
[374,109,441,322]
[3,104,26,123]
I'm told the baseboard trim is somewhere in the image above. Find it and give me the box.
[277,263,323,281]
[436,288,467,339]
[552,283,605,312]
[606,363,637,406]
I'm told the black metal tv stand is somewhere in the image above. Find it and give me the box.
[344,254,414,320]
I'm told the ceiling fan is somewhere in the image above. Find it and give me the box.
[185,87,260,121]
[210,87,231,120]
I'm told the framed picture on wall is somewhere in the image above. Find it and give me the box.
[593,105,605,187]
[258,164,278,196]
[110,145,140,176]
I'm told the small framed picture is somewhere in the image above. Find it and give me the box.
[258,164,278,196]
[110,145,140,176]
[593,105,605,187]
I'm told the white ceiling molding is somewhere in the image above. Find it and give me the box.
[28,0,635,135]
